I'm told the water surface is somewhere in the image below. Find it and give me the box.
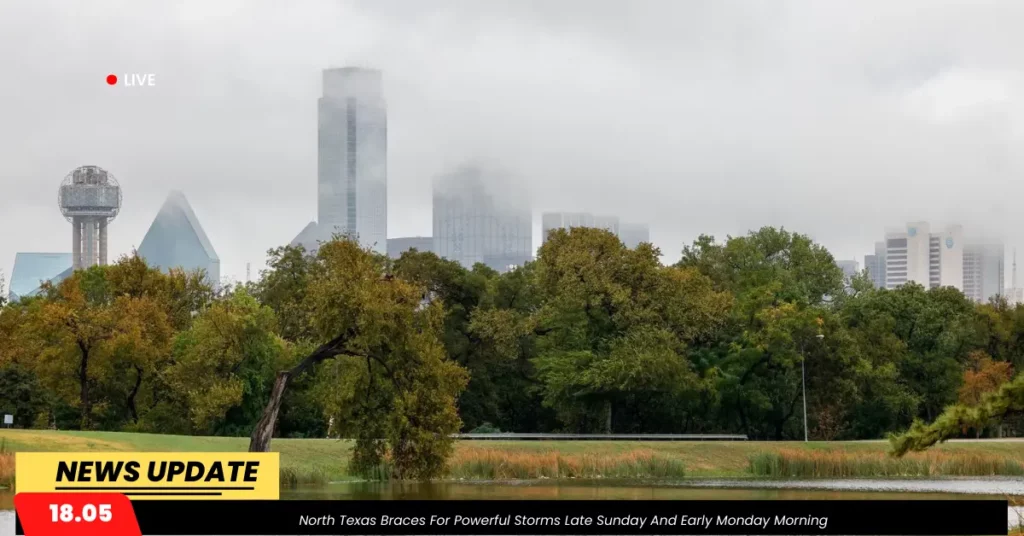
[1,478,1020,534]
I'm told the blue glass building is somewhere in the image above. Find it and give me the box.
[8,252,73,301]
[137,191,221,287]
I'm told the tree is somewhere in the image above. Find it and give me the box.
[392,251,496,431]
[890,373,1024,455]
[255,245,316,341]
[525,227,731,433]
[247,238,468,480]
[677,227,845,439]
[959,351,1014,406]
[165,289,286,434]
[31,269,117,429]
[678,227,844,308]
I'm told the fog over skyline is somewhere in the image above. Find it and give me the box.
[3,0,1024,287]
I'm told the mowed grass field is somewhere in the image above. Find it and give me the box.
[1,429,1023,483]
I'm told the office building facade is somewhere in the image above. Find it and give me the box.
[387,236,433,259]
[864,241,886,288]
[884,222,963,291]
[318,67,387,255]
[541,213,620,245]
[963,243,1004,303]
[433,166,532,272]
[617,223,651,249]
[837,260,859,280]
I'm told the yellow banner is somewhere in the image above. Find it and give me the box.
[16,452,279,500]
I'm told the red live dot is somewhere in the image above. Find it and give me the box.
[106,74,118,85]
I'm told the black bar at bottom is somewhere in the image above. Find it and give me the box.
[17,499,1011,535]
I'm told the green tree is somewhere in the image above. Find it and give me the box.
[890,373,1024,455]
[247,238,468,480]
[527,227,731,432]
[166,289,287,435]
[677,227,844,439]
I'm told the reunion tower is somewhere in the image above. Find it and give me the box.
[58,165,122,269]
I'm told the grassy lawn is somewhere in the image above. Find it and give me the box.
[1,429,1023,482]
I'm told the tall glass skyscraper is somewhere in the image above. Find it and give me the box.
[433,165,532,272]
[317,67,387,255]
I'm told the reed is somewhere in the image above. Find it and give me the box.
[446,447,686,480]
[279,466,330,489]
[0,439,13,488]
[748,449,1024,478]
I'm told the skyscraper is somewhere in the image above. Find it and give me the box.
[387,236,433,259]
[317,67,387,255]
[433,165,532,272]
[541,212,619,245]
[137,191,221,287]
[837,260,859,280]
[963,243,1004,303]
[864,241,886,288]
[883,222,962,291]
[617,223,651,249]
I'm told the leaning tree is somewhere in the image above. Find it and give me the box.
[247,238,467,480]
[890,374,1024,455]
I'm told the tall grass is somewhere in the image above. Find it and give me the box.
[0,439,13,488]
[749,449,1024,478]
[279,466,329,489]
[446,448,686,480]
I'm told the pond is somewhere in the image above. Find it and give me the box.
[1,478,1021,533]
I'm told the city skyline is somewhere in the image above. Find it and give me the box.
[4,1,1024,287]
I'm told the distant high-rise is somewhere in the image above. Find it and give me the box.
[884,222,963,291]
[137,191,221,286]
[864,241,886,288]
[388,236,433,259]
[58,165,122,270]
[8,252,72,302]
[837,260,859,280]
[433,165,532,272]
[541,213,619,245]
[617,223,650,249]
[963,243,1004,303]
[317,67,387,255]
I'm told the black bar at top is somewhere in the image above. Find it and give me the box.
[16,499,1005,535]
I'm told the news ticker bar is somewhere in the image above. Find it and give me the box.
[14,498,1010,535]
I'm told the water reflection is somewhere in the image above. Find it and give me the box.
[280,478,1022,502]
[1,479,1020,534]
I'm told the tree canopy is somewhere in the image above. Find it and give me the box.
[2,229,1022,478]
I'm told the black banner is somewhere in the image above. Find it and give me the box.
[18,499,1009,535]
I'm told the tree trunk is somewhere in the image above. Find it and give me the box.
[604,399,612,434]
[127,366,143,423]
[247,329,356,452]
[249,371,292,452]
[78,343,91,430]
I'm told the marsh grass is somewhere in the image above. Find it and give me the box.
[446,448,686,480]
[279,466,329,488]
[749,449,1024,478]
[0,441,12,489]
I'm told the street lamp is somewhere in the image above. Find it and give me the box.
[803,333,825,442]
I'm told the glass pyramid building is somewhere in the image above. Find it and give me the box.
[8,252,73,302]
[137,191,220,287]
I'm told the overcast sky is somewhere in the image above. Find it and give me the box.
[3,0,1024,288]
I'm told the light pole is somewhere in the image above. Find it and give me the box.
[803,333,824,442]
